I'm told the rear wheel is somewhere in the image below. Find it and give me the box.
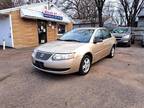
[79,55,91,75]
[108,46,115,58]
[131,38,135,44]
[141,41,144,47]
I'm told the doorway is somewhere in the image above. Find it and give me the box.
[37,20,47,44]
[0,15,13,47]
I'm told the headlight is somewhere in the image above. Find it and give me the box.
[123,35,130,39]
[32,49,37,57]
[52,53,75,60]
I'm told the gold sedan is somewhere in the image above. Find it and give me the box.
[32,28,116,75]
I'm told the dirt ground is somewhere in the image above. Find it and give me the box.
[0,43,144,108]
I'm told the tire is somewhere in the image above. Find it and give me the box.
[127,40,131,47]
[108,46,115,58]
[131,36,135,44]
[141,42,144,47]
[131,39,135,44]
[79,55,92,75]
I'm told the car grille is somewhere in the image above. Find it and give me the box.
[36,52,52,60]
[116,38,122,41]
[115,37,122,41]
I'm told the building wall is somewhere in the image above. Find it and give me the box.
[73,23,98,29]
[66,22,73,32]
[47,22,73,42]
[138,17,144,27]
[11,10,38,48]
[8,10,73,48]
[47,23,58,42]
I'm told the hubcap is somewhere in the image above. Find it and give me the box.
[82,58,91,73]
[111,48,115,57]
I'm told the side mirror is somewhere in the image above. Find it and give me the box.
[93,37,103,44]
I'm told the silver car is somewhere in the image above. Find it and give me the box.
[141,35,144,47]
[112,27,135,47]
[32,28,116,75]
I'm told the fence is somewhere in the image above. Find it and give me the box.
[132,27,144,41]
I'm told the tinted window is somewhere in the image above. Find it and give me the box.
[102,29,111,39]
[59,29,94,43]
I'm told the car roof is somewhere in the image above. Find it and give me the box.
[75,27,107,30]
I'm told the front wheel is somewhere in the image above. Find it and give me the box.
[127,40,131,47]
[108,46,115,58]
[79,55,92,75]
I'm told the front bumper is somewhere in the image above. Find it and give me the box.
[116,38,130,44]
[32,55,81,74]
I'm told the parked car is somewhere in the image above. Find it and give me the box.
[141,35,144,47]
[111,27,135,47]
[32,28,116,75]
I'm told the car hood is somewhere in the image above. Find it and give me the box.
[36,41,86,53]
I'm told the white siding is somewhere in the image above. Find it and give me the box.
[0,16,13,47]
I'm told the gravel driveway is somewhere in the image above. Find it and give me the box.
[0,44,144,108]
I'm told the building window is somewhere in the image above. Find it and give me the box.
[58,24,65,34]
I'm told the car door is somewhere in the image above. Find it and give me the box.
[102,29,113,56]
[91,29,106,63]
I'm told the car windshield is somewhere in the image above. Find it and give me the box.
[59,29,95,43]
[112,28,129,34]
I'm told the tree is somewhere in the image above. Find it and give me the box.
[0,0,60,10]
[94,0,106,27]
[12,0,26,6]
[0,0,13,10]
[58,0,98,26]
[104,1,127,26]
[119,0,144,27]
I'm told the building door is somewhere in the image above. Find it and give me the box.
[0,15,13,47]
[37,20,47,44]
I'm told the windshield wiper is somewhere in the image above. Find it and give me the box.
[57,39,80,42]
[63,39,80,42]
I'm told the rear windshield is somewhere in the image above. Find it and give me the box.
[112,28,129,34]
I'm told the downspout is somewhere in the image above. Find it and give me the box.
[9,14,14,48]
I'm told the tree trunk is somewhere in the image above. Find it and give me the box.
[98,9,103,27]
[127,17,136,27]
[127,20,131,27]
[131,17,136,27]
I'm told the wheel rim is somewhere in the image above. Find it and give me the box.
[82,58,91,73]
[111,48,115,57]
